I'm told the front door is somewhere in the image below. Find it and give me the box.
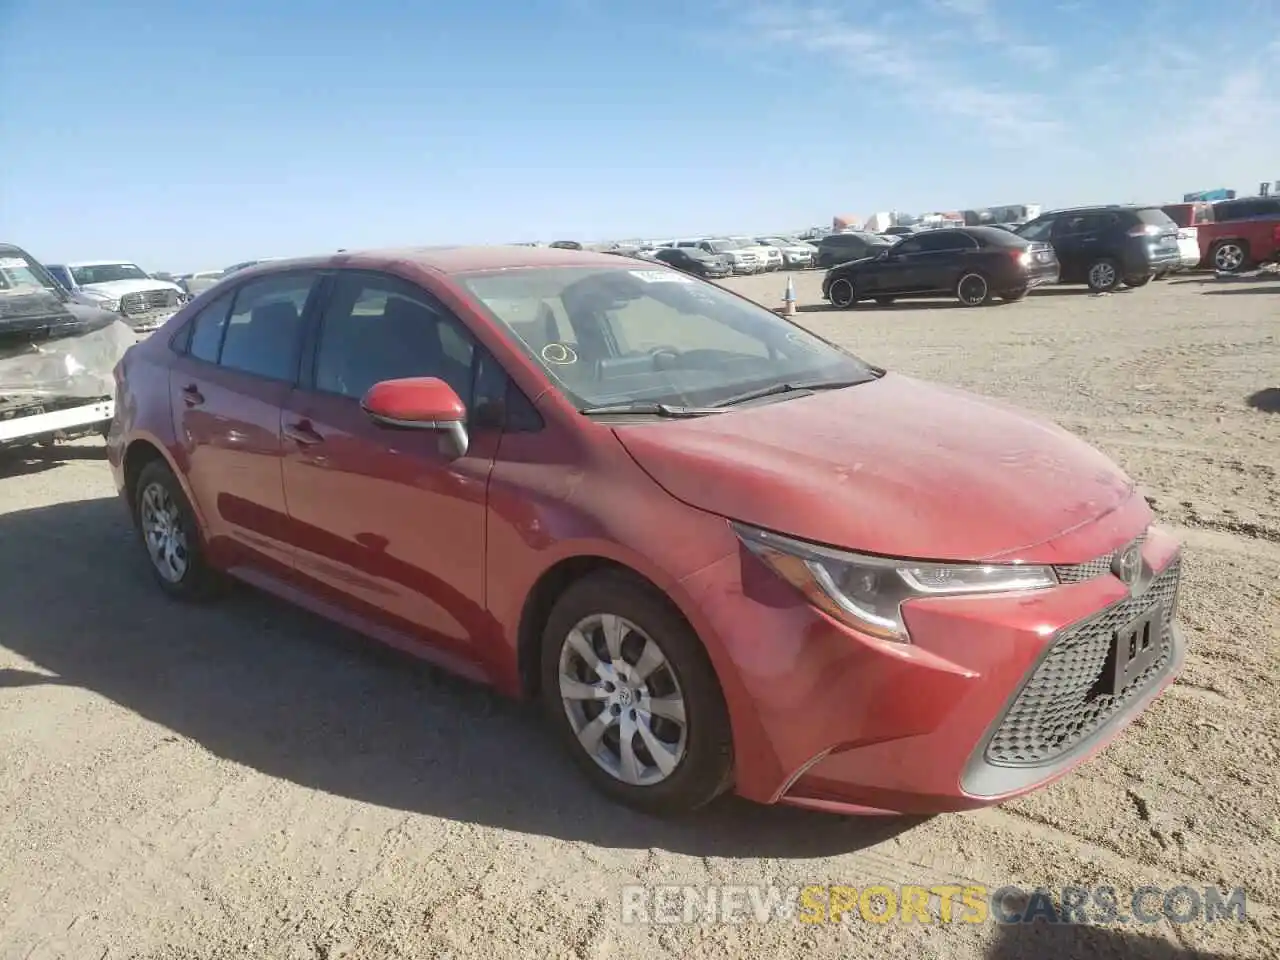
[867,235,924,295]
[169,272,321,579]
[280,270,499,667]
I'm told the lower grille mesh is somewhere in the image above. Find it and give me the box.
[985,558,1180,766]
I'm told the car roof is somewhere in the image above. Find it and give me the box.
[231,244,642,279]
[65,259,139,267]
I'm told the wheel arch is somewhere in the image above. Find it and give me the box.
[516,554,695,698]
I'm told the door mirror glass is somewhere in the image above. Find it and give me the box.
[361,376,469,457]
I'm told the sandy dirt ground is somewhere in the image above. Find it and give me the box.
[0,273,1276,960]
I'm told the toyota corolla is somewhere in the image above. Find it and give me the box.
[107,246,1184,816]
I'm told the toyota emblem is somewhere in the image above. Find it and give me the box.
[1112,543,1142,588]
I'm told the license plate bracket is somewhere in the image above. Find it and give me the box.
[1107,605,1164,696]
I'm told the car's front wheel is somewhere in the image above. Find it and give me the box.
[132,459,224,601]
[539,571,733,816]
[828,277,857,308]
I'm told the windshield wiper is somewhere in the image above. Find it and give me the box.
[710,378,867,408]
[579,402,726,418]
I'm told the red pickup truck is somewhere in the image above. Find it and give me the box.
[1195,197,1280,273]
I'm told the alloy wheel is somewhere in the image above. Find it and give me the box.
[139,481,189,583]
[1088,261,1117,290]
[829,278,855,308]
[1214,243,1246,272]
[557,613,689,787]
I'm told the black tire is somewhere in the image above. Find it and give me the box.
[828,277,857,309]
[539,571,734,816]
[1086,258,1121,292]
[1124,274,1152,288]
[1000,288,1028,302]
[132,459,225,601]
[875,297,895,305]
[955,272,992,306]
[1211,240,1251,274]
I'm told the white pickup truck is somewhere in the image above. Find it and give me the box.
[44,259,187,335]
[0,244,135,453]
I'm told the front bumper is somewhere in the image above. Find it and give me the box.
[679,512,1184,815]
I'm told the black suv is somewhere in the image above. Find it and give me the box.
[1015,206,1181,292]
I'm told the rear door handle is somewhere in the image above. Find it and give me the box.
[181,383,204,406]
[284,419,324,445]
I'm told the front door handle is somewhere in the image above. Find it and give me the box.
[284,419,324,446]
[181,383,204,406]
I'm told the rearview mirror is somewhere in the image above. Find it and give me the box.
[361,377,469,457]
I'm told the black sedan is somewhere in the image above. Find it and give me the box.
[651,246,732,279]
[821,226,1059,308]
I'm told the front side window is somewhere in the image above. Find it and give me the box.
[0,250,60,293]
[313,273,476,404]
[892,237,925,255]
[459,266,877,409]
[216,273,316,380]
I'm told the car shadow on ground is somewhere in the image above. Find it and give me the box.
[1203,287,1279,296]
[986,920,1234,959]
[0,444,107,478]
[1246,388,1280,413]
[0,496,925,858]
[797,301,967,312]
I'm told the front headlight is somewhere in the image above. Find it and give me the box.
[91,296,122,313]
[734,523,1057,642]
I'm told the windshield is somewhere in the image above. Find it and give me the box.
[70,263,150,284]
[0,251,63,296]
[705,241,736,253]
[459,266,877,408]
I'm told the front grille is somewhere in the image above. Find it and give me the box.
[985,557,1180,767]
[120,289,178,315]
[1054,531,1147,584]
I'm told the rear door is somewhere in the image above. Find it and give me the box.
[1050,214,1108,281]
[905,231,977,293]
[168,270,324,578]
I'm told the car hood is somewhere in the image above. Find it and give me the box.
[0,289,120,345]
[611,373,1136,562]
[77,278,182,297]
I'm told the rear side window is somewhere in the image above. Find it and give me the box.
[1134,208,1177,228]
[1017,218,1054,241]
[1193,205,1214,225]
[217,273,318,381]
[186,291,235,362]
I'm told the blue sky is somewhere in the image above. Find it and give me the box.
[2,0,1277,271]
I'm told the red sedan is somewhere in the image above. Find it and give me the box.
[106,246,1185,816]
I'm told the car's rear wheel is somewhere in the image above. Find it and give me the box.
[132,459,224,601]
[1086,258,1121,292]
[955,272,991,306]
[539,571,733,816]
[1000,288,1028,302]
[1211,240,1251,273]
[1124,274,1152,287]
[828,278,857,309]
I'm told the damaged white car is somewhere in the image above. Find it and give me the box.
[0,244,135,454]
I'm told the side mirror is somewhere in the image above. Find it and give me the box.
[361,377,469,457]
